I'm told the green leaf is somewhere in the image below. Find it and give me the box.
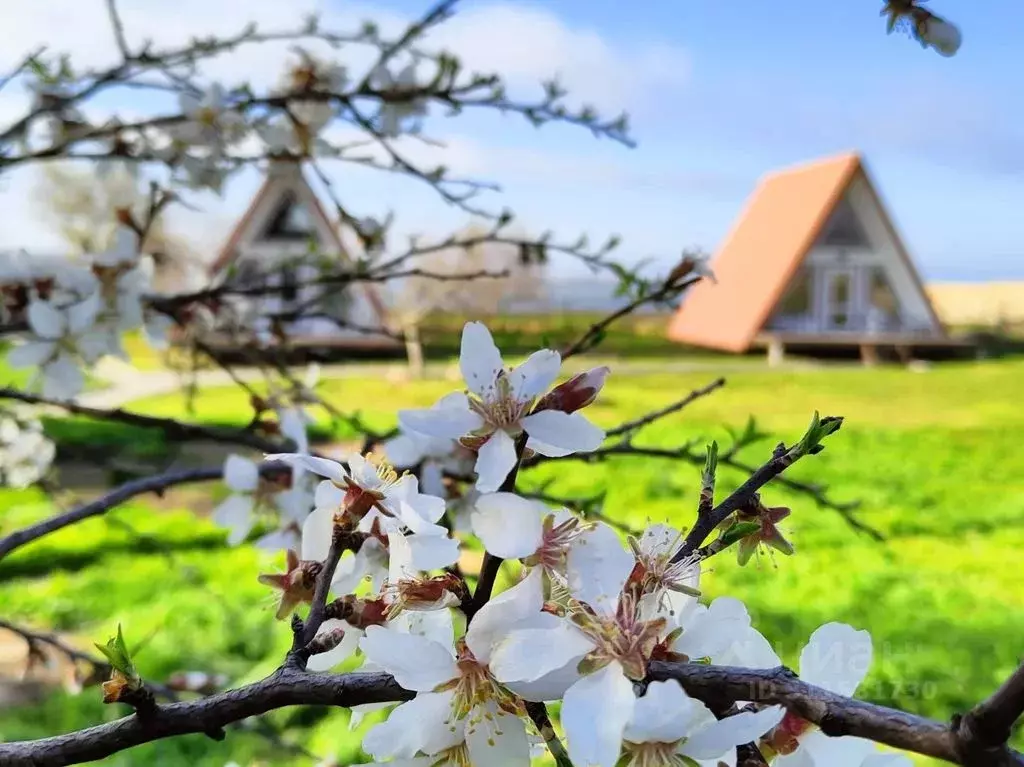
[719,520,761,548]
[794,411,844,457]
[702,441,719,485]
[94,623,139,681]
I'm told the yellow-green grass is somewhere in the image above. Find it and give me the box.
[2,359,1023,765]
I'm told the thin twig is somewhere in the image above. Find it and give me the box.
[525,701,574,767]
[104,0,131,59]
[0,463,288,562]
[0,387,288,453]
[605,377,726,438]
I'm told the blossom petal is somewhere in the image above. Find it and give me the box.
[861,754,915,767]
[387,530,417,583]
[799,623,873,696]
[406,533,460,571]
[674,597,752,662]
[466,567,544,664]
[301,506,335,562]
[489,622,594,686]
[465,699,530,767]
[508,349,561,400]
[223,454,259,492]
[474,429,518,493]
[398,394,485,440]
[682,705,786,760]
[264,453,348,483]
[42,355,84,401]
[774,746,817,767]
[212,495,255,546]
[624,679,700,744]
[384,433,427,467]
[502,654,584,702]
[520,410,604,455]
[361,691,459,759]
[460,321,504,398]
[471,492,544,559]
[6,340,56,368]
[314,479,344,511]
[67,293,101,334]
[306,619,362,672]
[359,626,458,692]
[26,300,65,338]
[566,522,634,616]
[403,491,447,525]
[561,661,635,767]
[721,627,782,670]
[796,731,878,767]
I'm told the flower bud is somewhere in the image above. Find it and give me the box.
[534,366,610,414]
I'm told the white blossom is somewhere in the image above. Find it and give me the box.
[212,454,263,546]
[371,61,428,137]
[359,569,545,766]
[6,294,105,401]
[168,84,247,150]
[747,623,881,765]
[919,15,961,57]
[398,322,605,493]
[621,680,783,767]
[0,411,55,488]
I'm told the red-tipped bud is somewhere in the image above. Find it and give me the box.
[534,366,610,414]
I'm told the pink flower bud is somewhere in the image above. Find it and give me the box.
[535,366,610,414]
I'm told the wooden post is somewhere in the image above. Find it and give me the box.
[766,337,785,367]
[860,343,879,367]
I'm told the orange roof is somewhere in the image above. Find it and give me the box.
[666,151,942,351]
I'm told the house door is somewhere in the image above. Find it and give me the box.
[820,267,856,331]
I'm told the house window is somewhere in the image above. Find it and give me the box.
[280,266,298,304]
[822,198,869,248]
[777,268,812,316]
[828,272,851,327]
[233,260,261,286]
[262,194,316,241]
[867,268,899,332]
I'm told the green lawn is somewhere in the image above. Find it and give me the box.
[2,359,1023,765]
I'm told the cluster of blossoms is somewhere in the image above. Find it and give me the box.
[243,323,911,767]
[0,409,56,489]
[28,49,432,197]
[1,228,170,401]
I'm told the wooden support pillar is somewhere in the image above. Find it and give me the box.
[860,343,879,367]
[894,344,912,365]
[766,338,785,367]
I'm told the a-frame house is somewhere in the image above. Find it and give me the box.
[667,152,961,363]
[207,160,398,352]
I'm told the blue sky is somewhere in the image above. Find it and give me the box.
[1,0,1022,281]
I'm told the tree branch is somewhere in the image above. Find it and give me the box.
[646,662,1024,767]
[956,663,1024,763]
[3,661,1021,766]
[0,387,288,453]
[0,463,287,562]
[604,377,726,438]
[0,668,410,767]
[674,423,842,560]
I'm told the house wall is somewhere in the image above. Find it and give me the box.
[228,172,383,341]
[773,174,939,334]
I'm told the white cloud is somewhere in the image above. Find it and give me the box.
[0,1,692,257]
[428,4,689,112]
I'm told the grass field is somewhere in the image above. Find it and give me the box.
[2,358,1023,765]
